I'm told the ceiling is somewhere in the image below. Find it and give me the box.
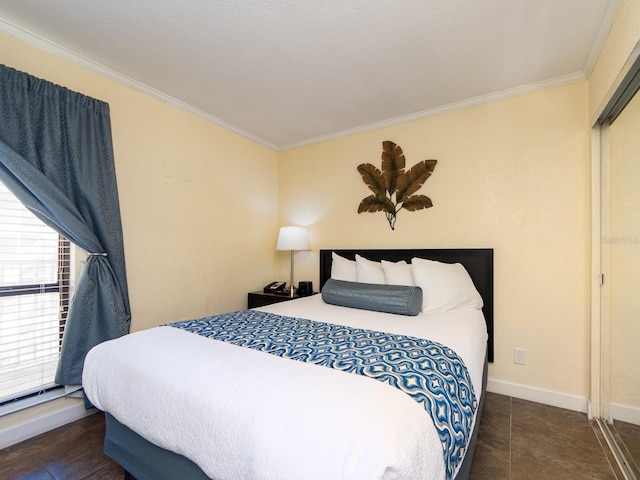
[0,0,620,151]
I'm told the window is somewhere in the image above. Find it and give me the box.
[0,180,70,405]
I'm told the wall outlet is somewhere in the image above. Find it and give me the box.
[514,348,526,365]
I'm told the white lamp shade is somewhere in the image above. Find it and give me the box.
[276,226,310,251]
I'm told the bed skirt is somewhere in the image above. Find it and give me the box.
[104,411,210,480]
[103,358,488,480]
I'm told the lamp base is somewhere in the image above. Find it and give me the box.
[287,285,296,298]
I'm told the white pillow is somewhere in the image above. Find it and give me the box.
[355,254,386,284]
[411,258,483,313]
[381,260,414,286]
[331,252,356,281]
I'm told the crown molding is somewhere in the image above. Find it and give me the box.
[0,18,278,152]
[583,0,622,78]
[280,72,587,151]
[0,16,588,154]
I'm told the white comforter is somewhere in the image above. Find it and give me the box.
[83,295,487,480]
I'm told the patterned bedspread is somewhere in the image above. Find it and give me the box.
[169,309,476,479]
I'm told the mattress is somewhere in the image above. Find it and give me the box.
[83,295,487,480]
[258,295,487,392]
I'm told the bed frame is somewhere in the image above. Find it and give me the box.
[105,248,494,480]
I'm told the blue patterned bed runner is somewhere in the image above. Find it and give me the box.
[168,310,476,478]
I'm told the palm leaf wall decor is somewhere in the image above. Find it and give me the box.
[357,141,437,230]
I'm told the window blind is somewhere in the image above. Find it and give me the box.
[0,180,70,404]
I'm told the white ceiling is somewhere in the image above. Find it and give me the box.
[0,0,620,151]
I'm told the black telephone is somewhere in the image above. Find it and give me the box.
[264,281,287,294]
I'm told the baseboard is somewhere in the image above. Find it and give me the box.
[610,402,640,426]
[487,378,589,413]
[0,400,97,450]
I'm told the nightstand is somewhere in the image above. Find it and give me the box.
[248,291,311,309]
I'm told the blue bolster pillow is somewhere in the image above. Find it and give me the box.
[321,279,423,316]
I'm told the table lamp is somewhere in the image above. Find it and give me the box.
[276,226,310,297]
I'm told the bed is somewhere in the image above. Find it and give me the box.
[83,248,493,480]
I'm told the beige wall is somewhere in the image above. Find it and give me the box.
[280,82,591,398]
[0,32,281,332]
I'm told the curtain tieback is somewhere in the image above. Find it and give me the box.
[88,252,108,257]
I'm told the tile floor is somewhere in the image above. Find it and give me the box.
[0,410,121,479]
[470,393,623,480]
[0,392,629,480]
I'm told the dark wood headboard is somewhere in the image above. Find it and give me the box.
[319,248,494,362]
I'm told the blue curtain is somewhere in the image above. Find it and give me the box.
[0,64,130,386]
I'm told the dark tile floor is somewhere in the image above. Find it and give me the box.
[0,393,629,480]
[0,412,122,480]
[471,393,626,480]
